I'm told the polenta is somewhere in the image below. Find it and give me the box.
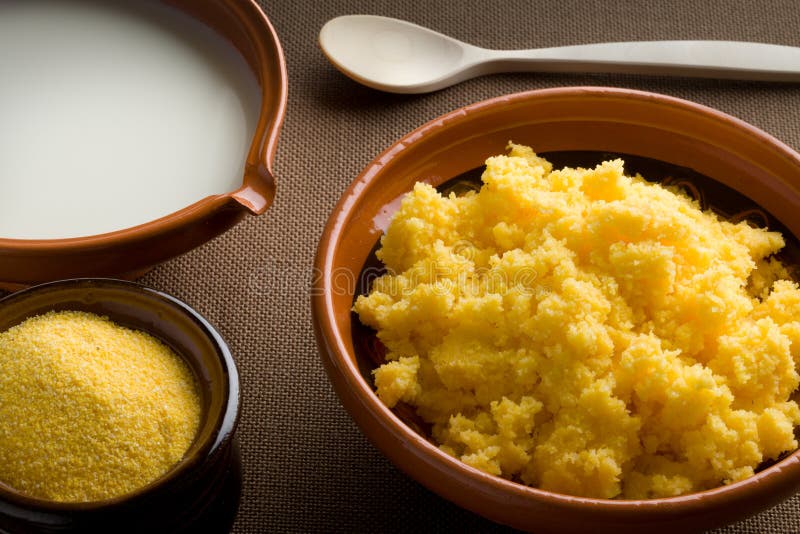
[0,311,201,502]
[354,144,800,499]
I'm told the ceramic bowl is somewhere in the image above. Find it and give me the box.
[312,87,800,533]
[0,0,287,289]
[0,278,240,533]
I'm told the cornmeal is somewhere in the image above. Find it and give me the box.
[0,311,201,502]
[354,144,800,499]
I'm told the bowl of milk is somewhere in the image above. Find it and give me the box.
[0,0,287,287]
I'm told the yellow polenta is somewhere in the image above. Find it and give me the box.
[354,144,800,499]
[0,311,200,502]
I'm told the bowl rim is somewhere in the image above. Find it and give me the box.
[0,278,240,511]
[0,0,288,248]
[312,86,800,515]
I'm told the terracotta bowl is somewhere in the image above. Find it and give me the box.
[0,0,287,289]
[312,87,800,533]
[0,278,240,533]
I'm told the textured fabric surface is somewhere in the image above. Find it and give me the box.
[146,0,800,532]
[6,0,800,532]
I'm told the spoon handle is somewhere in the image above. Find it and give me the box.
[478,41,800,81]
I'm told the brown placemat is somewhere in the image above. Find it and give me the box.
[82,0,800,532]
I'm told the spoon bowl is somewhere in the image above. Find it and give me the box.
[319,15,472,93]
[319,15,800,93]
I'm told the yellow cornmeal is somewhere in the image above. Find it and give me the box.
[354,144,800,499]
[0,311,201,502]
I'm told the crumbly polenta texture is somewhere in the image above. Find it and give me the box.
[354,144,800,499]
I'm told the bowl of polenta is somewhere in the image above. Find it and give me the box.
[312,87,800,533]
[0,278,241,533]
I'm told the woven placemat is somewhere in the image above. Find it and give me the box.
[12,0,800,532]
[141,0,800,532]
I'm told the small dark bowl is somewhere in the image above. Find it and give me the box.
[0,279,241,534]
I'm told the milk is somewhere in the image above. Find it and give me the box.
[0,0,262,239]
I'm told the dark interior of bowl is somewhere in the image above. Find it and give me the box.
[351,149,800,470]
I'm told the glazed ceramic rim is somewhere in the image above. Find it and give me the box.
[0,0,287,248]
[313,87,800,519]
[0,278,241,512]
